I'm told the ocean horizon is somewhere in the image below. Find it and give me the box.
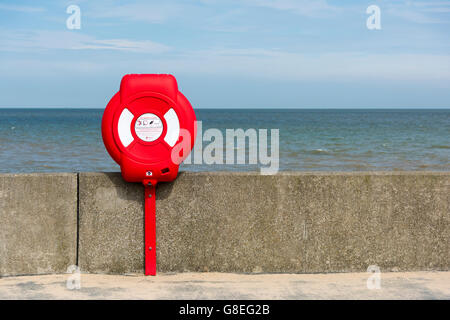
[0,108,449,173]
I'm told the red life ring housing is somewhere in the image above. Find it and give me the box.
[102,74,196,186]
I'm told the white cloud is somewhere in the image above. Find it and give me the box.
[0,4,46,13]
[145,48,450,82]
[2,45,449,84]
[405,1,450,8]
[243,0,340,17]
[72,39,170,53]
[388,8,447,23]
[0,30,170,53]
[387,0,450,23]
[88,2,180,23]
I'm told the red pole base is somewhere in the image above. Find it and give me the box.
[144,183,156,276]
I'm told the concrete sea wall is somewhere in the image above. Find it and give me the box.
[0,173,77,276]
[1,172,449,276]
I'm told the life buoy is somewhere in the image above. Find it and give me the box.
[102,74,196,185]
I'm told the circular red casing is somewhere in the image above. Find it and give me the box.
[102,74,196,184]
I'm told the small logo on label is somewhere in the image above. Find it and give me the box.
[146,171,153,176]
[135,113,163,142]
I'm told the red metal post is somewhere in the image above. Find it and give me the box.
[144,184,157,276]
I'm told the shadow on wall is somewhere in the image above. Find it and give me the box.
[102,171,177,201]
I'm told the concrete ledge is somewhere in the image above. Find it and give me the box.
[0,173,77,276]
[79,172,449,274]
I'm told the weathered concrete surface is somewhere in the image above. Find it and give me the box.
[79,172,449,274]
[0,272,449,299]
[78,173,143,274]
[0,173,77,276]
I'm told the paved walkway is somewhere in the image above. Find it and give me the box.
[0,272,449,299]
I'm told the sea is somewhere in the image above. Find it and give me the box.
[0,108,448,173]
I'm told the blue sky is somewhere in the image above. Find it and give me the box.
[0,0,449,108]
